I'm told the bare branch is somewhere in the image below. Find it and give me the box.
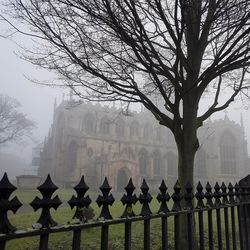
[0,94,35,146]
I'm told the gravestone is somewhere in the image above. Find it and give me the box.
[16,175,42,189]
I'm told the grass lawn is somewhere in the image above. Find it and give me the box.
[7,189,165,250]
[5,189,241,250]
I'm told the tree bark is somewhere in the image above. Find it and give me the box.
[175,98,199,188]
[173,94,199,250]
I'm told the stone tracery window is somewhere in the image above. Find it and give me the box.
[219,130,237,175]
[166,151,177,176]
[66,140,78,174]
[153,150,161,175]
[156,126,162,142]
[100,116,110,135]
[139,148,148,175]
[130,120,139,138]
[83,113,95,134]
[143,123,152,140]
[195,147,207,177]
[115,117,125,137]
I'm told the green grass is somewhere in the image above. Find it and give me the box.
[5,190,241,250]
[12,188,75,205]
[6,189,171,250]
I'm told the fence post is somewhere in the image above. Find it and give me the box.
[39,233,49,250]
[96,178,114,250]
[221,182,230,250]
[121,178,137,250]
[184,182,194,250]
[214,182,222,250]
[0,240,6,250]
[157,180,170,250]
[205,182,214,250]
[195,182,205,250]
[228,183,237,250]
[68,176,92,250]
[171,181,181,250]
[239,175,250,250]
[72,229,81,250]
[139,179,152,250]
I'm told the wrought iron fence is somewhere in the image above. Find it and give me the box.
[0,172,249,250]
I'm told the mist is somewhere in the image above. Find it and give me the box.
[1,26,250,180]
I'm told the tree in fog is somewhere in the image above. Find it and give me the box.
[0,94,35,145]
[3,1,250,187]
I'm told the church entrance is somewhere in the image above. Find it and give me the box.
[117,168,129,192]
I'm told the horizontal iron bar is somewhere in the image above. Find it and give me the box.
[0,202,249,241]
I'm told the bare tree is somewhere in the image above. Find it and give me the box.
[2,1,250,186]
[0,94,35,146]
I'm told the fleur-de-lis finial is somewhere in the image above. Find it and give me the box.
[96,177,114,220]
[0,173,22,234]
[30,175,61,228]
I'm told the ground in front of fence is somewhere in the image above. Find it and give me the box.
[6,189,240,250]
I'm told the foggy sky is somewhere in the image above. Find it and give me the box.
[0,34,66,162]
[1,26,250,168]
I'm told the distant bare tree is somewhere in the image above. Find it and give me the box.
[2,1,250,187]
[0,94,35,145]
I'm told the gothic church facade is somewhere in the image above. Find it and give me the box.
[38,100,249,190]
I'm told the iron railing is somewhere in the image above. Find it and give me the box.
[0,172,249,250]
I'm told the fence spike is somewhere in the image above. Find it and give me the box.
[96,177,114,220]
[121,178,137,217]
[184,182,194,210]
[205,182,213,208]
[221,182,228,205]
[0,173,22,234]
[171,180,182,212]
[68,176,92,222]
[157,180,170,214]
[195,181,204,209]
[74,176,89,196]
[30,174,62,228]
[214,182,221,207]
[234,183,240,203]
[138,179,152,216]
[228,182,235,204]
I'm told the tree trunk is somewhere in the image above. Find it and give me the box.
[173,97,199,250]
[175,105,198,188]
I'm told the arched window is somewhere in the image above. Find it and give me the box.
[166,152,177,176]
[156,126,162,142]
[143,123,152,140]
[130,120,139,138]
[115,118,125,137]
[219,130,237,175]
[66,141,78,174]
[139,148,148,175]
[100,117,110,135]
[195,147,207,177]
[83,113,95,134]
[153,150,161,175]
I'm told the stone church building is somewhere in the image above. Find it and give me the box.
[38,99,249,190]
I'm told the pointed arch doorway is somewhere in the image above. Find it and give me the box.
[117,168,130,192]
